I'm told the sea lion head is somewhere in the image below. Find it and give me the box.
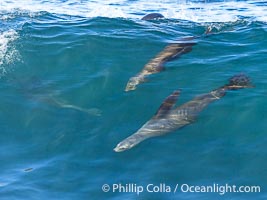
[114,137,137,152]
[125,77,138,91]
[125,76,146,91]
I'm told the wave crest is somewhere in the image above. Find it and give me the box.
[0,29,19,77]
[0,0,266,23]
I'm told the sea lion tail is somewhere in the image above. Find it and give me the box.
[51,97,102,116]
[225,74,254,90]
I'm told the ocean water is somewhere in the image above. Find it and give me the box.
[0,0,267,199]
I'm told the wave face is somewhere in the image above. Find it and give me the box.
[0,1,267,200]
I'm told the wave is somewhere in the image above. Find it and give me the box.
[0,29,19,77]
[0,0,266,23]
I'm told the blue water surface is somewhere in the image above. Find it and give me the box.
[0,0,267,199]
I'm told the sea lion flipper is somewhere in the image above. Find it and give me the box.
[160,43,196,62]
[225,74,254,89]
[153,90,181,119]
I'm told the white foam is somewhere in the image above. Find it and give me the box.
[0,0,266,23]
[0,29,19,77]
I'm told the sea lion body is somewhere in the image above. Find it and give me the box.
[115,74,252,152]
[125,42,196,91]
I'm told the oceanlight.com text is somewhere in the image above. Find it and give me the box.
[102,183,261,196]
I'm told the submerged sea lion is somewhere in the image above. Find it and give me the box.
[13,76,101,116]
[141,13,165,20]
[125,42,196,91]
[115,74,253,152]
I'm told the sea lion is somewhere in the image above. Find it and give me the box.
[115,74,253,152]
[125,25,214,92]
[125,42,196,91]
[141,13,165,21]
[13,76,101,116]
